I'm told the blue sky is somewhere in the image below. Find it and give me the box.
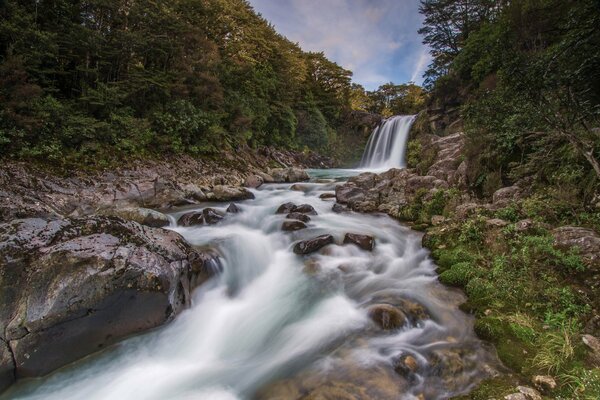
[247,0,430,90]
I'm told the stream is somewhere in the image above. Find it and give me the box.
[3,168,498,400]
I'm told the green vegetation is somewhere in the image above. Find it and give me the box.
[419,0,600,199]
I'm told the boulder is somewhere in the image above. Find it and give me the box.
[256,171,275,184]
[343,233,375,251]
[202,208,224,225]
[270,168,310,183]
[244,174,263,188]
[368,304,407,330]
[531,375,557,393]
[286,212,311,223]
[493,186,520,205]
[516,386,542,400]
[276,202,297,214]
[209,185,255,202]
[290,184,311,192]
[226,203,240,213]
[0,216,220,389]
[332,203,347,213]
[177,211,204,227]
[294,204,317,215]
[102,207,170,228]
[293,234,334,255]
[553,226,600,269]
[0,341,13,394]
[582,334,600,366]
[335,185,366,204]
[282,220,307,232]
[319,193,336,200]
[485,218,509,228]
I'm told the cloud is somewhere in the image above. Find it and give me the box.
[248,0,429,90]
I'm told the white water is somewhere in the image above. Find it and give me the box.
[3,173,497,400]
[360,115,416,169]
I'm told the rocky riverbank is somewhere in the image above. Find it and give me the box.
[333,128,600,398]
[0,148,325,392]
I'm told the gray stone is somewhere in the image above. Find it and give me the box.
[293,234,334,255]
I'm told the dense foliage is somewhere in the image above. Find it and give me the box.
[419,0,600,201]
[0,0,357,166]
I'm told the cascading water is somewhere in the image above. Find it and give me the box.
[360,115,416,169]
[3,172,498,400]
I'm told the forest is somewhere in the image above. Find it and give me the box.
[0,0,424,168]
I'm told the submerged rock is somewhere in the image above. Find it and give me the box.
[319,192,336,199]
[392,354,419,377]
[293,234,334,255]
[0,216,220,389]
[368,304,407,330]
[332,203,348,213]
[343,233,375,251]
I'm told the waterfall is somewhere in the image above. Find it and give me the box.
[360,115,416,169]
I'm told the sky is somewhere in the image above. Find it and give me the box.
[247,0,430,91]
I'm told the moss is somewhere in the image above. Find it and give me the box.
[439,261,474,286]
[453,376,517,400]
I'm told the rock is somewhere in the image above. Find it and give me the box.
[0,341,13,393]
[293,234,334,255]
[319,192,336,199]
[343,233,375,251]
[226,203,240,213]
[270,168,309,183]
[393,354,419,377]
[431,215,447,226]
[454,202,482,220]
[290,184,311,192]
[286,212,311,223]
[244,174,263,188]
[276,202,297,214]
[101,207,170,228]
[516,386,542,400]
[532,375,557,393]
[368,304,407,330]
[515,219,535,232]
[505,394,527,400]
[493,186,521,204]
[485,218,509,228]
[282,220,307,231]
[210,185,255,202]
[553,226,600,269]
[256,171,275,184]
[582,334,600,366]
[177,211,204,226]
[0,216,220,387]
[332,203,347,213]
[294,204,317,215]
[202,208,224,224]
[335,185,366,204]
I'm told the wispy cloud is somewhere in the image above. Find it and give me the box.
[248,0,429,90]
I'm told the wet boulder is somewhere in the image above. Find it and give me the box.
[392,354,419,377]
[276,202,297,214]
[282,220,307,232]
[0,216,220,389]
[202,208,224,225]
[294,204,317,215]
[332,203,348,213]
[226,203,241,213]
[177,211,204,227]
[343,233,375,251]
[368,304,407,330]
[335,185,366,204]
[319,192,336,200]
[293,234,334,255]
[286,212,311,223]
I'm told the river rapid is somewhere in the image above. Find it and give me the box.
[3,169,498,400]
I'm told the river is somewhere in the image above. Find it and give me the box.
[3,168,498,400]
